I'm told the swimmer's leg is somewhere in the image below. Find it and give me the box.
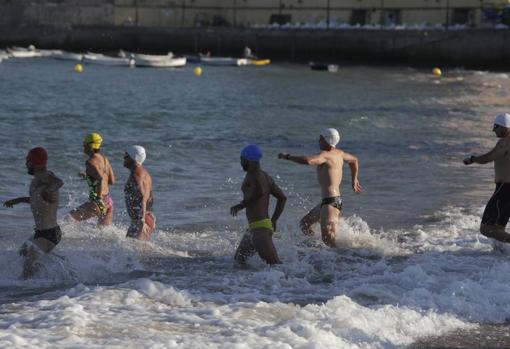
[70,201,100,222]
[320,204,340,248]
[480,224,510,243]
[251,228,282,265]
[300,204,321,236]
[480,189,510,243]
[98,200,113,226]
[234,231,256,264]
[19,238,55,279]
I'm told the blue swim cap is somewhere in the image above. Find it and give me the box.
[241,144,262,161]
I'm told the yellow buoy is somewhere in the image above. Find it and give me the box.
[432,67,442,77]
[193,66,202,77]
[74,64,83,73]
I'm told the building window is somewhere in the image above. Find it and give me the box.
[383,9,401,26]
[350,10,367,25]
[452,8,472,26]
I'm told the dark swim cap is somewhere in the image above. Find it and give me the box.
[241,144,262,161]
[26,147,48,166]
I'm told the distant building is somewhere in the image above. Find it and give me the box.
[1,0,509,28]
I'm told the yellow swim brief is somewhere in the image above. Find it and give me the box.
[248,218,273,231]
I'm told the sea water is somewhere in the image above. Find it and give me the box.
[0,58,509,348]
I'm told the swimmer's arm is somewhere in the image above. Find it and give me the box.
[343,152,362,193]
[279,153,326,166]
[3,197,30,207]
[135,173,150,220]
[270,180,287,230]
[107,160,115,185]
[469,141,507,164]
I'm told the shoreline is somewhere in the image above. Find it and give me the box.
[1,26,510,70]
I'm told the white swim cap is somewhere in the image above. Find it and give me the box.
[494,113,510,128]
[126,145,146,165]
[320,128,341,147]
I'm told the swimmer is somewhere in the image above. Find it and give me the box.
[231,144,287,265]
[70,132,115,226]
[279,128,362,247]
[124,145,155,241]
[464,113,510,243]
[3,147,63,278]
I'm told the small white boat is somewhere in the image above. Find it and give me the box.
[199,55,248,66]
[118,50,174,61]
[39,49,64,57]
[83,52,134,67]
[7,46,42,58]
[52,51,83,61]
[135,56,186,68]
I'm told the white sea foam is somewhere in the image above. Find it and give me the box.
[0,206,509,348]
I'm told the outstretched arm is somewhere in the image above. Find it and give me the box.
[278,153,326,166]
[464,140,507,165]
[3,197,30,208]
[343,152,362,193]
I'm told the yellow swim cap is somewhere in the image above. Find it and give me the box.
[84,132,103,150]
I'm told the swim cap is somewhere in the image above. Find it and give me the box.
[84,132,103,150]
[494,113,510,128]
[126,145,146,165]
[241,144,262,161]
[320,128,341,147]
[26,147,48,166]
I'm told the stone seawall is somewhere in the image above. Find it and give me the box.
[1,26,509,68]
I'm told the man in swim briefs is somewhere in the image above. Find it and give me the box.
[231,144,287,265]
[70,132,115,226]
[3,147,63,278]
[464,113,510,243]
[124,145,155,240]
[278,128,362,247]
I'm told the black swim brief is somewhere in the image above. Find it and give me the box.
[321,196,343,210]
[34,225,62,245]
[482,183,510,227]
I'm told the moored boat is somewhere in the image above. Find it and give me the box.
[135,56,186,68]
[7,46,42,58]
[249,59,271,66]
[199,55,249,66]
[83,52,134,67]
[309,62,339,73]
[52,51,83,61]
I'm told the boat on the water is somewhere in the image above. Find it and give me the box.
[52,51,83,61]
[249,59,271,66]
[198,54,249,66]
[7,46,42,58]
[309,62,339,73]
[126,51,175,61]
[135,56,186,68]
[83,52,134,67]
[38,49,64,58]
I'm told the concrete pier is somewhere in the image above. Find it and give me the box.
[1,25,509,68]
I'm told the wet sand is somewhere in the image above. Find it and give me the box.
[412,324,510,349]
